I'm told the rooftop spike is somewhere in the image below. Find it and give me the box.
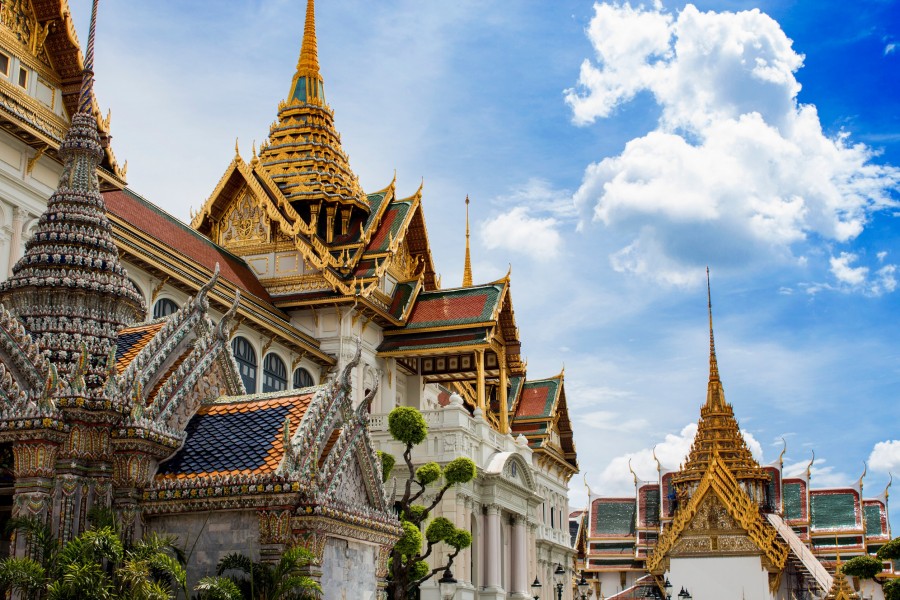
[77,0,99,114]
[707,266,719,382]
[463,195,473,287]
[289,0,325,105]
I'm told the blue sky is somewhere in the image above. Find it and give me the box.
[72,0,900,523]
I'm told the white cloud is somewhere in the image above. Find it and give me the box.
[823,252,898,295]
[582,410,650,432]
[869,440,900,473]
[783,457,853,488]
[830,252,868,285]
[480,206,563,262]
[566,2,900,287]
[885,43,897,56]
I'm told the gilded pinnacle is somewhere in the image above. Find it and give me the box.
[463,195,473,287]
[297,0,320,77]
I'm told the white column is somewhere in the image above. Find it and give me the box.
[512,515,528,595]
[7,207,23,276]
[485,504,502,589]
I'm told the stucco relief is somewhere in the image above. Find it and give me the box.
[221,193,269,247]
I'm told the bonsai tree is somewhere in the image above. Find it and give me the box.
[884,579,900,600]
[384,406,476,600]
[841,555,883,580]
[877,537,900,561]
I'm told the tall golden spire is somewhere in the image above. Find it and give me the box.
[289,0,324,105]
[706,267,725,410]
[463,196,473,287]
[672,268,768,492]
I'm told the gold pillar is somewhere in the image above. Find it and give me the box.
[499,352,509,434]
[476,349,486,415]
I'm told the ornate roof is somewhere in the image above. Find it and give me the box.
[256,0,366,211]
[509,371,578,471]
[672,273,768,487]
[647,454,788,576]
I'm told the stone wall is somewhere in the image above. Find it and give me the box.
[320,537,377,600]
[147,510,259,586]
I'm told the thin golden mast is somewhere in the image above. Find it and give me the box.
[463,195,473,287]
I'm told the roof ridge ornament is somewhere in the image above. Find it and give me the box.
[463,195,473,287]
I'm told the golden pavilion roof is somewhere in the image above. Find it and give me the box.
[672,272,769,487]
[256,0,367,211]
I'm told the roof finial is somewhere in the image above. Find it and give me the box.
[78,0,100,114]
[289,0,324,105]
[707,266,719,381]
[298,0,320,76]
[463,195,473,287]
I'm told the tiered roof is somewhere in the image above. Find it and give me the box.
[257,0,366,210]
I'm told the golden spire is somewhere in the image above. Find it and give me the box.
[672,268,768,490]
[289,0,324,105]
[463,195,473,287]
[706,267,725,410]
[825,553,860,600]
[298,0,320,77]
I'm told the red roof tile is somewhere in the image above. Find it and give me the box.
[517,386,550,417]
[104,189,273,302]
[407,293,489,325]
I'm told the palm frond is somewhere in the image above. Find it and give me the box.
[194,576,243,600]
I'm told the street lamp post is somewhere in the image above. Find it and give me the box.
[437,568,458,600]
[554,564,566,600]
[577,571,592,599]
[531,576,542,600]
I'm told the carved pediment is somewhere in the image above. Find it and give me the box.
[672,494,760,557]
[220,192,270,248]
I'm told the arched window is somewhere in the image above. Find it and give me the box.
[231,336,257,393]
[262,354,288,393]
[153,298,179,319]
[293,367,314,389]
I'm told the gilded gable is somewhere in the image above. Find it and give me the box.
[219,192,270,249]
[672,493,759,557]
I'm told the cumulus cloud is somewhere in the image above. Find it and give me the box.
[591,422,763,496]
[566,2,900,287]
[783,457,853,488]
[480,179,573,262]
[808,252,898,296]
[869,440,900,473]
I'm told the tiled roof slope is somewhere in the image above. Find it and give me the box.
[116,321,165,371]
[403,284,502,330]
[515,377,560,419]
[104,189,273,302]
[156,391,314,479]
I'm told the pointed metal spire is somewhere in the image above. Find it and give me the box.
[707,266,719,382]
[289,0,325,105]
[298,0,320,77]
[463,195,473,287]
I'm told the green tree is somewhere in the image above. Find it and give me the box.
[215,546,321,599]
[884,579,900,600]
[877,537,900,561]
[385,406,476,600]
[841,555,883,580]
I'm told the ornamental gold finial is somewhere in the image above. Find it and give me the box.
[463,195,473,287]
[297,0,320,77]
[707,266,719,382]
[287,0,325,106]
